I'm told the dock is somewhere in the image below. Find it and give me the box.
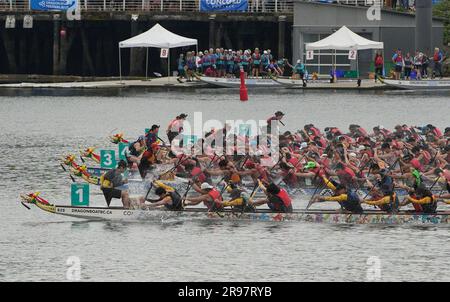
[0,76,388,91]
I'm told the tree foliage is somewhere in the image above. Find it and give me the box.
[433,0,450,44]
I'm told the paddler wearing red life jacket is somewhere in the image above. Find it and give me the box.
[183,182,223,211]
[184,162,209,185]
[250,181,293,213]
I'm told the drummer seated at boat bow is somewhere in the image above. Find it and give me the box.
[183,182,223,211]
[312,182,364,214]
[100,160,130,208]
[146,181,183,210]
[249,181,293,213]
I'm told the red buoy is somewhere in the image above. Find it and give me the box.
[239,67,248,101]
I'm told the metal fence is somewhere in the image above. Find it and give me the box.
[0,0,296,12]
[0,0,391,13]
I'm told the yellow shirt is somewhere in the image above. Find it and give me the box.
[323,194,348,202]
[154,180,174,192]
[406,196,433,204]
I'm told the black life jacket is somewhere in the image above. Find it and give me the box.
[378,193,399,213]
[418,192,437,214]
[340,191,363,214]
[128,141,141,157]
[164,191,183,210]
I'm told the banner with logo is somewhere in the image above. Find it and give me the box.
[200,0,248,12]
[30,0,77,11]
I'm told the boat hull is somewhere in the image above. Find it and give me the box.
[33,204,450,225]
[198,76,279,88]
[382,79,450,90]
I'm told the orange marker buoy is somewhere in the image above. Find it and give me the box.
[239,67,248,101]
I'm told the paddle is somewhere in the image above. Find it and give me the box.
[159,154,187,179]
[305,167,325,209]
[60,163,67,172]
[363,157,399,199]
[306,170,334,210]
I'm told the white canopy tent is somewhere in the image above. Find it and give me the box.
[305,26,384,78]
[118,23,198,81]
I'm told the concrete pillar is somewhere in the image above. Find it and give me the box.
[19,31,27,73]
[209,14,216,49]
[415,0,432,53]
[53,16,60,75]
[1,28,17,73]
[278,15,286,59]
[292,26,301,64]
[129,20,145,76]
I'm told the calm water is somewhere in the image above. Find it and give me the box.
[0,89,449,282]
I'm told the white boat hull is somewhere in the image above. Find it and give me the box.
[28,202,450,225]
[382,79,450,90]
[198,76,279,88]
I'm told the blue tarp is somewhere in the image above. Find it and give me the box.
[30,0,77,11]
[200,0,248,12]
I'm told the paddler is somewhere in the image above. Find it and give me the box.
[166,114,187,144]
[219,183,256,212]
[432,167,450,199]
[362,166,399,213]
[397,183,437,214]
[311,182,364,214]
[266,111,285,133]
[100,160,130,208]
[145,181,183,210]
[183,182,223,211]
[249,180,293,213]
[125,135,146,166]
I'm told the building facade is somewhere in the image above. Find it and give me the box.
[292,1,444,77]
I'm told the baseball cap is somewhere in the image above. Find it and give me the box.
[200,182,214,190]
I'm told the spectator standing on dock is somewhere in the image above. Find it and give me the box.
[432,47,444,79]
[392,49,404,80]
[177,54,186,83]
[413,51,422,80]
[374,51,384,82]
[403,52,413,80]
[421,51,430,78]
[252,48,261,77]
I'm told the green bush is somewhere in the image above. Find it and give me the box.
[433,0,450,45]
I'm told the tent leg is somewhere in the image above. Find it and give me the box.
[168,50,170,84]
[119,47,122,82]
[146,48,149,80]
[356,52,359,79]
